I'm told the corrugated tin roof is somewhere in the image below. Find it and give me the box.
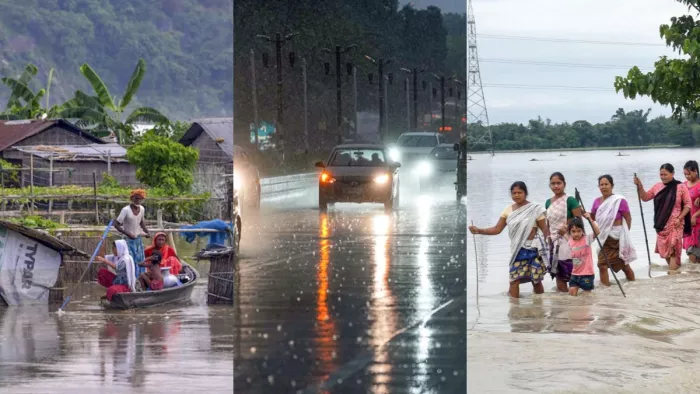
[0,220,89,257]
[0,119,105,152]
[179,117,234,156]
[13,143,127,161]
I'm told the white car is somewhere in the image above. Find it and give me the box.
[388,132,448,168]
[415,143,459,192]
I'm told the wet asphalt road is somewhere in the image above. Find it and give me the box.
[233,177,467,394]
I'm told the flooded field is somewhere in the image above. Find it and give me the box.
[467,149,700,393]
[0,258,234,393]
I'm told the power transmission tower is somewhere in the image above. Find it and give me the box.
[466,0,494,155]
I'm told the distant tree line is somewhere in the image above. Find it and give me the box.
[468,108,700,151]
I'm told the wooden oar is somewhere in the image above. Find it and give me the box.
[634,173,652,267]
[574,188,626,297]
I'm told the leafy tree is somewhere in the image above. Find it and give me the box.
[125,132,199,195]
[60,59,169,144]
[146,120,192,142]
[614,1,700,120]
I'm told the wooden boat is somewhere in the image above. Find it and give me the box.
[101,262,199,310]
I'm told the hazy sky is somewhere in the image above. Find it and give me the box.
[410,0,690,125]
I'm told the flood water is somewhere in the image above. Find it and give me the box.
[0,258,234,393]
[467,149,700,393]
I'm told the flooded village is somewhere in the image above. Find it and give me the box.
[0,118,237,392]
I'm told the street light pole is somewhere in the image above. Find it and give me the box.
[322,44,356,145]
[353,65,358,141]
[303,58,309,152]
[400,66,427,131]
[256,31,297,159]
[365,56,392,144]
[405,77,410,131]
[384,74,389,140]
[433,73,455,133]
[250,49,259,149]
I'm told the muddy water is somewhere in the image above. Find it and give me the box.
[467,149,700,393]
[0,274,233,393]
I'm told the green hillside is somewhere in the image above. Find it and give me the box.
[0,0,233,119]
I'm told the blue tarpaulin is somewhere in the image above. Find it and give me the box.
[179,219,232,246]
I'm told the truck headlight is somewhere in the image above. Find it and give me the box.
[417,161,433,177]
[389,147,401,162]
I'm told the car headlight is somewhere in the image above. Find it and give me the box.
[416,161,433,177]
[374,174,390,184]
[389,147,401,162]
[233,174,241,190]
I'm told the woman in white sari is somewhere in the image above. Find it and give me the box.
[545,172,582,292]
[590,175,636,285]
[469,181,550,298]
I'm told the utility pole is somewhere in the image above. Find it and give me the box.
[256,31,297,158]
[405,77,410,131]
[433,73,455,133]
[400,67,427,131]
[250,49,259,149]
[353,65,358,142]
[365,56,392,143]
[322,44,356,145]
[428,81,433,128]
[384,75,389,140]
[303,58,309,152]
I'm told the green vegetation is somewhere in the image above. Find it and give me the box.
[0,0,233,119]
[614,0,700,121]
[0,184,210,223]
[468,108,700,152]
[6,215,65,230]
[125,133,199,195]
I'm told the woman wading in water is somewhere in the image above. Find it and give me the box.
[544,172,582,292]
[634,163,691,271]
[682,161,700,263]
[590,175,637,285]
[469,181,550,298]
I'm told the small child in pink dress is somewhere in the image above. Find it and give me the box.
[565,212,601,296]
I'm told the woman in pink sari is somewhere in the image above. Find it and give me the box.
[634,163,691,271]
[683,161,700,263]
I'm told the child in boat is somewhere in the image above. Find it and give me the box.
[138,250,164,291]
[564,213,600,296]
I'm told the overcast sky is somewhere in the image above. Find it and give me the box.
[410,0,690,125]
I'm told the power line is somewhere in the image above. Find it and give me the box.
[477,33,666,47]
[482,83,614,92]
[479,58,653,71]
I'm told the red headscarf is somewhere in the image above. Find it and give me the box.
[145,232,182,275]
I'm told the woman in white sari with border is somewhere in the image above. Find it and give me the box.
[590,175,636,285]
[545,172,582,293]
[469,181,550,298]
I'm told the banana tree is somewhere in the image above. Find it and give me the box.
[60,59,169,144]
[0,64,61,120]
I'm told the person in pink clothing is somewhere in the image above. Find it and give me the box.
[682,161,700,263]
[634,163,692,271]
[564,213,600,296]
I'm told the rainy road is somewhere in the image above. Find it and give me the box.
[233,177,467,393]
